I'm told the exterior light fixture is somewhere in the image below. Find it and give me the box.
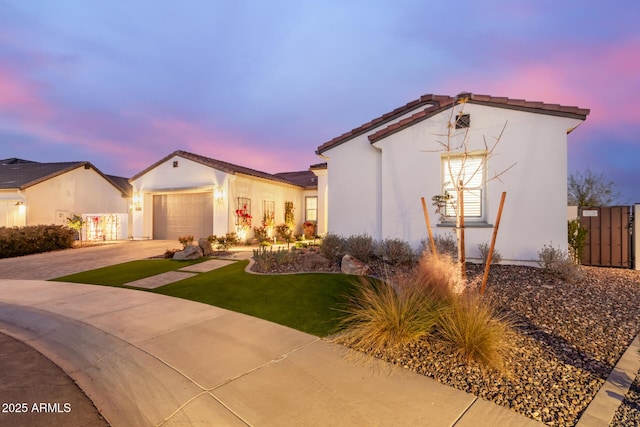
[215,186,224,204]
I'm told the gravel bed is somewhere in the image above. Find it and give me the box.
[368,265,640,426]
[611,368,640,426]
[255,254,640,426]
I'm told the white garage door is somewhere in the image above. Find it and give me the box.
[153,192,213,240]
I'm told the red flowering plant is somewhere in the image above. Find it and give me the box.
[235,204,252,230]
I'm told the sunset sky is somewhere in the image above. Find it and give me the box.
[1,1,639,202]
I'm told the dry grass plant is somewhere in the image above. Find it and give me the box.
[336,250,515,373]
[337,275,442,356]
[436,294,515,373]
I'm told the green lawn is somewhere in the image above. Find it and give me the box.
[53,259,355,337]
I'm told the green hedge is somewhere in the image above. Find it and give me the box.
[0,225,76,258]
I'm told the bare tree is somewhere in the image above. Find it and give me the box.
[429,96,514,278]
[568,168,620,206]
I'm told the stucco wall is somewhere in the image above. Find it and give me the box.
[24,166,128,226]
[327,102,584,264]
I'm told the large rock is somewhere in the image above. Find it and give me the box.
[198,238,214,257]
[341,254,371,276]
[301,252,331,270]
[173,245,203,260]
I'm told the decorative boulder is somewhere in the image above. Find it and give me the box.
[341,254,371,276]
[173,245,203,260]
[198,238,214,257]
[301,252,331,270]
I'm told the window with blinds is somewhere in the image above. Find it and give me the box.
[442,154,485,219]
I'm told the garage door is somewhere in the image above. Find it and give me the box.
[153,192,213,240]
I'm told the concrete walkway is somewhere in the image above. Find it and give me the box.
[0,279,540,427]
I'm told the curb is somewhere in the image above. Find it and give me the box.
[577,333,640,426]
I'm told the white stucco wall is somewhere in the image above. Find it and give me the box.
[327,102,584,264]
[321,104,441,240]
[228,174,309,237]
[23,166,128,228]
[312,168,328,235]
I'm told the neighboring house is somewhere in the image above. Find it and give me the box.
[129,150,319,240]
[316,93,590,265]
[0,158,131,240]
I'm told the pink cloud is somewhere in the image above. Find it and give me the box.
[442,37,640,128]
[0,64,51,119]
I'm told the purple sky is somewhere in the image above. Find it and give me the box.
[1,1,639,203]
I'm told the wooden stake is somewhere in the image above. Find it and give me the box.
[480,192,507,295]
[421,197,437,254]
[459,186,466,280]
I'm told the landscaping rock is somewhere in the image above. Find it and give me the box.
[341,254,371,276]
[301,252,331,270]
[198,238,214,257]
[173,245,203,260]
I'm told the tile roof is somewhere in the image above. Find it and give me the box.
[0,160,131,196]
[316,92,590,152]
[316,94,451,155]
[131,150,316,188]
[273,171,318,188]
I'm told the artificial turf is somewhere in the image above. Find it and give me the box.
[52,259,355,337]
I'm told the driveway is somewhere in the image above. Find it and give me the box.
[0,240,179,280]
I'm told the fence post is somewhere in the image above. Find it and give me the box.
[635,204,639,270]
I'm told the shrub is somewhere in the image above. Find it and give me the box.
[346,233,374,262]
[319,234,347,264]
[374,238,416,266]
[567,219,588,264]
[537,244,584,283]
[177,235,194,248]
[477,242,502,265]
[252,246,296,271]
[436,294,514,372]
[275,223,293,242]
[422,232,457,259]
[253,226,269,243]
[0,225,75,258]
[207,233,237,252]
[338,276,441,356]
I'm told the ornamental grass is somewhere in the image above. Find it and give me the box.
[338,251,515,372]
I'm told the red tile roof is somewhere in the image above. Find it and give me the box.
[316,93,590,153]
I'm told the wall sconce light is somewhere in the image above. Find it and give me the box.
[214,186,225,204]
[132,192,142,211]
[15,201,25,214]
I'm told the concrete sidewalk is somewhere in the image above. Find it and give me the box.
[0,279,540,427]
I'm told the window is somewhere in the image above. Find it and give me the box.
[305,197,318,222]
[455,114,470,129]
[441,154,485,220]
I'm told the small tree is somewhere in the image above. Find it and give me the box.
[66,214,84,246]
[429,96,514,279]
[568,168,620,206]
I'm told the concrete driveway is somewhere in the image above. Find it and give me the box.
[0,240,179,280]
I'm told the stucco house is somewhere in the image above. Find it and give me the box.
[315,93,590,265]
[129,151,319,240]
[0,158,131,240]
